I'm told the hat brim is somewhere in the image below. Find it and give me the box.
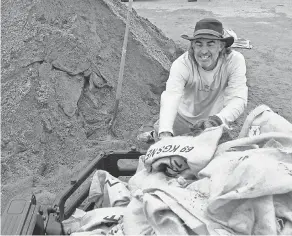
[181,34,234,48]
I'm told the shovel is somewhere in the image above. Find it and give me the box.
[108,0,134,138]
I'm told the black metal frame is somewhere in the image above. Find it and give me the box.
[45,148,145,235]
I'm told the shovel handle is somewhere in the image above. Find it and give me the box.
[110,0,133,132]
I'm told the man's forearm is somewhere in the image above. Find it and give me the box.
[158,91,182,134]
[217,97,247,124]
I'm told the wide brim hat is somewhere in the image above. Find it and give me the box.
[181,18,234,48]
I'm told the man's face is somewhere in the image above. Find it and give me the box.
[192,38,224,71]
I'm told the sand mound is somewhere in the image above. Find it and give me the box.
[1,0,183,209]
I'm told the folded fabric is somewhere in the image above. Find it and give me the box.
[125,163,174,235]
[238,104,292,138]
[196,110,292,234]
[274,193,292,235]
[71,230,107,236]
[106,221,125,235]
[151,155,190,177]
[231,38,253,49]
[147,187,209,235]
[88,170,131,208]
[215,132,292,155]
[143,126,223,177]
[128,165,212,234]
[136,155,147,173]
[71,229,110,236]
[62,207,125,235]
[71,107,292,235]
[224,28,253,49]
[128,168,172,195]
[143,193,190,235]
[198,137,292,235]
[122,197,155,235]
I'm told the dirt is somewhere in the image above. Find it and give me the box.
[1,0,181,211]
[1,0,292,214]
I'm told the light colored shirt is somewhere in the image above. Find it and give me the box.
[159,50,248,135]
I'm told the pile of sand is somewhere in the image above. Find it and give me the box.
[1,0,183,210]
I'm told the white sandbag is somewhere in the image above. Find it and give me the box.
[62,207,125,235]
[122,197,154,235]
[143,126,223,177]
[88,170,131,208]
[143,193,190,235]
[239,104,292,138]
[199,145,292,235]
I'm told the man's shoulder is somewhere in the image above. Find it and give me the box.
[175,51,189,62]
[223,50,246,70]
[173,51,191,67]
[226,50,245,62]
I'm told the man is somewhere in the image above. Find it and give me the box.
[139,18,248,142]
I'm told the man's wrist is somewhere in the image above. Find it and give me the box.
[215,114,227,125]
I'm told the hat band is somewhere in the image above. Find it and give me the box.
[193,29,223,38]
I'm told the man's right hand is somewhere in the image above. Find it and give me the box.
[191,115,223,131]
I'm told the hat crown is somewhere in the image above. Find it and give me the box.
[194,18,224,35]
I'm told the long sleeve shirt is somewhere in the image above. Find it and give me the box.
[159,50,248,135]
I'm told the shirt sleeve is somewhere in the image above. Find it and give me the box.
[158,57,189,135]
[216,52,248,124]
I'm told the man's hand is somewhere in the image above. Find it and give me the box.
[204,115,223,128]
[191,115,223,132]
[158,131,173,139]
